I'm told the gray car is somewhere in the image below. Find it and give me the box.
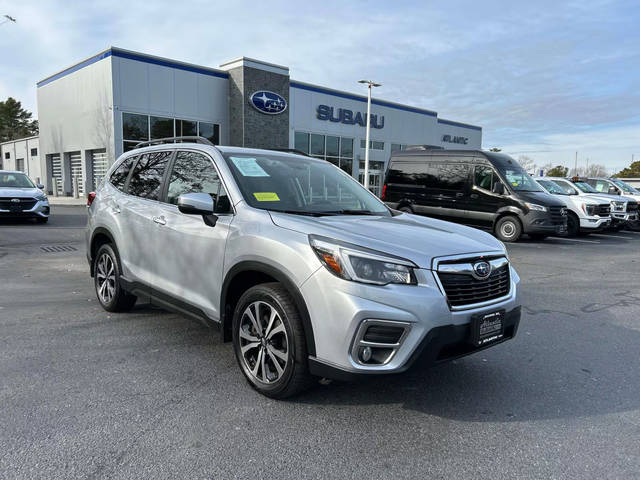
[0,170,50,222]
[86,138,521,398]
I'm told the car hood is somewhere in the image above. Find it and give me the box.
[515,190,566,207]
[269,212,505,269]
[0,187,42,198]
[584,193,629,203]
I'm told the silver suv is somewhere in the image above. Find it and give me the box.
[86,138,521,398]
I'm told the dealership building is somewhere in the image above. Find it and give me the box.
[2,47,482,196]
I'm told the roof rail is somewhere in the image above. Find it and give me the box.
[134,136,214,148]
[269,148,311,157]
[404,145,444,151]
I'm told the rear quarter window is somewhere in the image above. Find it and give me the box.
[109,156,136,191]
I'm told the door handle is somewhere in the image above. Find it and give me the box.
[153,215,166,225]
[456,192,464,197]
[113,204,121,214]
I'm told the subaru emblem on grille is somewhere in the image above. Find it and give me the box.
[11,198,20,203]
[472,261,492,279]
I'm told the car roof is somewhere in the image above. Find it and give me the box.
[0,170,28,174]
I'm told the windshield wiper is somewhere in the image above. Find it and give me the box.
[318,209,384,216]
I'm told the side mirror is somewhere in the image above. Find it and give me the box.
[492,182,505,195]
[178,193,218,227]
[608,186,619,195]
[178,192,215,215]
[36,183,45,189]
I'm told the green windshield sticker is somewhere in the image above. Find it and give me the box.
[230,157,269,177]
[253,192,280,202]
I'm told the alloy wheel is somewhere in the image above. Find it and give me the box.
[96,253,116,304]
[500,221,516,239]
[238,301,289,384]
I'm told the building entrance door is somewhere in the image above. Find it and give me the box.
[358,170,383,197]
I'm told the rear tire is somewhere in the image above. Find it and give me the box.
[495,215,522,242]
[93,244,137,312]
[232,283,314,399]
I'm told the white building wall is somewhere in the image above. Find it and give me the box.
[37,55,114,194]
[436,119,483,149]
[289,82,482,175]
[0,137,42,182]
[111,55,229,159]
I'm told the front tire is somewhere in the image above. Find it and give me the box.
[495,215,522,242]
[93,244,137,312]
[567,213,580,236]
[232,283,313,399]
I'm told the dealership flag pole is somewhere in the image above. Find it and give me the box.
[358,80,381,191]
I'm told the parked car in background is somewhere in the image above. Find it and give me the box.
[0,170,50,223]
[534,178,610,236]
[383,148,567,242]
[86,138,522,398]
[584,177,640,203]
[549,177,638,231]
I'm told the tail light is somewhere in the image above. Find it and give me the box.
[87,192,96,207]
[381,183,387,200]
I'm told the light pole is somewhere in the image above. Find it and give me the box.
[358,79,381,191]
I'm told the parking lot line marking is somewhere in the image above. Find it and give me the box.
[549,237,600,244]
[590,234,633,240]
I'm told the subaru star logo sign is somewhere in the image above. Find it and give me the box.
[249,91,287,115]
[472,260,492,280]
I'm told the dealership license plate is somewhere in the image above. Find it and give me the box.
[471,310,505,346]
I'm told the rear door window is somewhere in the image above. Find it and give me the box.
[386,159,430,187]
[127,151,172,200]
[435,163,469,191]
[109,156,136,191]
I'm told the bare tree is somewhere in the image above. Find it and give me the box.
[584,163,608,177]
[517,155,537,174]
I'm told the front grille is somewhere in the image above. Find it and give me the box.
[595,204,610,216]
[437,263,510,308]
[0,197,37,211]
[628,202,638,213]
[549,206,566,225]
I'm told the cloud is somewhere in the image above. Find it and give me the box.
[0,0,638,170]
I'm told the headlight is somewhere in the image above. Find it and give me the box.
[309,235,417,286]
[581,204,595,216]
[35,193,48,201]
[525,202,547,212]
[613,201,626,212]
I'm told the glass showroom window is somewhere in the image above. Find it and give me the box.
[150,116,174,140]
[391,143,406,153]
[294,131,354,175]
[294,132,309,153]
[360,139,385,150]
[198,122,220,145]
[123,113,149,152]
[176,119,197,137]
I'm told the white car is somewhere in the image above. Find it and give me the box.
[535,178,610,235]
[547,177,638,230]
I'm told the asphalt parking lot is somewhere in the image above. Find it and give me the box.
[1,206,639,479]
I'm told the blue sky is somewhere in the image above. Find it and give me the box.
[1,0,638,172]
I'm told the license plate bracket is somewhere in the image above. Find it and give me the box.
[471,310,505,347]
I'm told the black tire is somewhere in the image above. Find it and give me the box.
[93,244,137,312]
[566,213,580,236]
[232,283,313,399]
[494,215,522,242]
[36,217,48,224]
[529,234,548,241]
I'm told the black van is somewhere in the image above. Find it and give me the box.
[382,148,568,242]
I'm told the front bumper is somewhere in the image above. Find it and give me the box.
[611,212,638,223]
[0,199,50,218]
[579,216,610,231]
[300,263,521,379]
[522,211,567,235]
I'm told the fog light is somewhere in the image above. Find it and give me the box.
[361,347,372,362]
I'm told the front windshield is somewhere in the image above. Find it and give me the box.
[223,153,390,216]
[572,181,598,193]
[611,179,639,193]
[551,180,579,195]
[495,165,543,192]
[538,179,569,195]
[0,172,35,188]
